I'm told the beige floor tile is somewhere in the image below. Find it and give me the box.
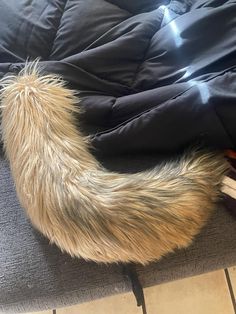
[228,266,236,297]
[24,312,52,314]
[57,292,142,314]
[144,270,234,314]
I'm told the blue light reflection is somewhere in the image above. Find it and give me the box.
[160,5,183,47]
[189,80,210,104]
[159,6,210,104]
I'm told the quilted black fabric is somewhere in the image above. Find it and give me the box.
[0,0,236,160]
[0,1,236,312]
[0,0,236,155]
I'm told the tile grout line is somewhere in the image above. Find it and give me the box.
[224,269,236,314]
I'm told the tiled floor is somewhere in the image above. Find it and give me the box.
[25,268,236,314]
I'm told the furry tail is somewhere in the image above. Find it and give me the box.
[0,64,228,264]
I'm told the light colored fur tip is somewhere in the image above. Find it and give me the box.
[0,62,229,264]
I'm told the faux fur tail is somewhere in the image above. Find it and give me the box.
[0,64,228,264]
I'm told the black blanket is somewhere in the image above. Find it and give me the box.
[0,0,236,165]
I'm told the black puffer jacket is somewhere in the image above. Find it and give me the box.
[0,0,236,164]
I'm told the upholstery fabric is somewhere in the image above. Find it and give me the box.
[1,153,236,313]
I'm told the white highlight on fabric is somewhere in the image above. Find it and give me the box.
[189,80,210,104]
[183,71,211,104]
[160,5,183,47]
[159,7,210,104]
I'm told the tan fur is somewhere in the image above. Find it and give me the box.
[0,63,229,264]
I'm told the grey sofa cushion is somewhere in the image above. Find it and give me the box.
[1,152,236,313]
